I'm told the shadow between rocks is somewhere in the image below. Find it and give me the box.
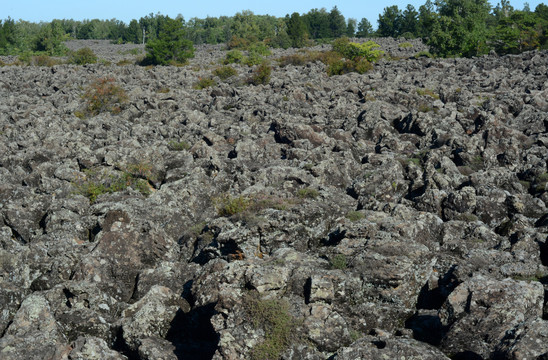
[166,303,220,359]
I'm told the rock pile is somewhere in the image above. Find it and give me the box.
[1,39,548,359]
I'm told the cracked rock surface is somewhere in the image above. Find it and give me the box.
[1,39,548,359]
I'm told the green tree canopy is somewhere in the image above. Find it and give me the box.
[145,17,194,65]
[356,18,374,37]
[428,0,492,57]
[286,12,308,47]
[303,8,330,39]
[378,5,402,37]
[329,6,347,38]
[401,4,419,37]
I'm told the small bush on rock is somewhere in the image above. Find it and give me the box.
[330,254,348,270]
[244,51,264,66]
[248,61,271,85]
[223,50,244,64]
[78,77,128,117]
[277,53,309,67]
[215,194,251,217]
[297,187,320,199]
[213,66,237,80]
[332,37,384,62]
[168,140,191,151]
[248,42,271,56]
[193,77,216,90]
[346,211,365,222]
[73,166,152,203]
[326,37,383,76]
[29,55,60,67]
[245,293,300,360]
[68,47,97,65]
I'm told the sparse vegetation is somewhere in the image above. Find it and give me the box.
[28,54,61,66]
[416,88,440,99]
[330,254,348,270]
[346,211,365,222]
[116,59,134,66]
[246,293,300,360]
[415,51,433,58]
[68,47,97,65]
[214,194,252,217]
[399,42,413,48]
[297,187,320,199]
[248,61,271,85]
[223,50,244,64]
[72,166,152,203]
[168,140,191,151]
[77,77,128,117]
[213,66,237,80]
[193,77,216,90]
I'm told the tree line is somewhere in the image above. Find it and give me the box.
[1,1,547,58]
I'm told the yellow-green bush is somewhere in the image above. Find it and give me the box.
[332,37,384,62]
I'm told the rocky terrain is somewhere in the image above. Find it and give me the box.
[1,38,548,359]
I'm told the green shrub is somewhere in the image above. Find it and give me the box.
[215,194,251,217]
[213,66,237,80]
[73,167,152,203]
[223,50,244,64]
[78,77,128,117]
[168,140,191,151]
[352,57,374,73]
[246,294,300,360]
[346,211,365,222]
[399,42,414,48]
[248,42,271,56]
[68,47,98,65]
[248,61,271,85]
[244,52,264,66]
[415,51,433,58]
[193,77,216,90]
[332,37,384,62]
[330,254,348,270]
[125,161,155,181]
[119,48,142,55]
[297,187,319,199]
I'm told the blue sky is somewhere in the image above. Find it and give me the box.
[3,1,544,28]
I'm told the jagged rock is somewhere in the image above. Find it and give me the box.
[0,294,70,360]
[120,285,190,353]
[1,40,548,358]
[68,336,127,360]
[438,275,544,358]
[334,331,451,359]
